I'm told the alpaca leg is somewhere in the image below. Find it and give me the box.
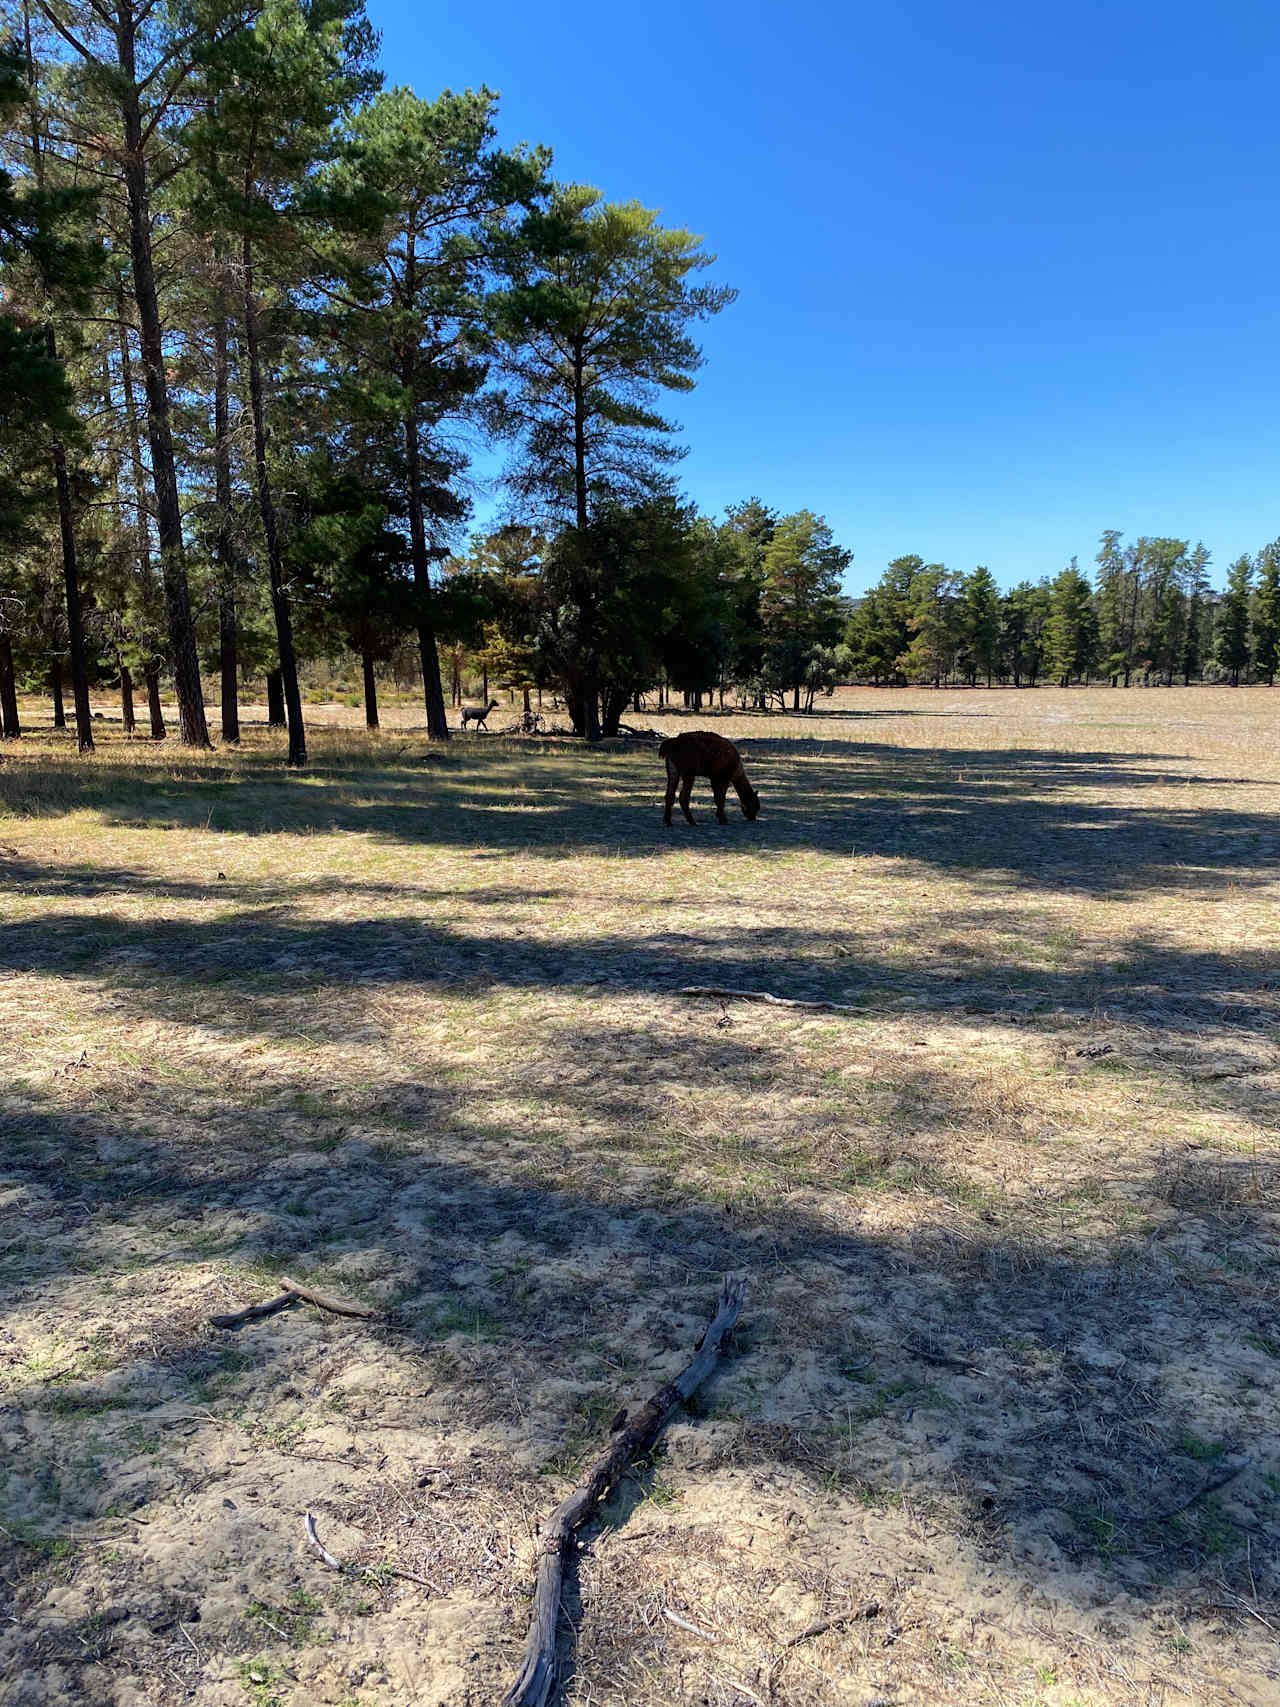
[679,774,696,824]
[712,779,729,823]
[664,760,679,825]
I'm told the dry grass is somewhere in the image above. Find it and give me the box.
[1,684,1278,1707]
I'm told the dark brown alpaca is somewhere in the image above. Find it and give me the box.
[660,731,760,825]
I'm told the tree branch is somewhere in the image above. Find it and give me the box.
[504,1275,747,1707]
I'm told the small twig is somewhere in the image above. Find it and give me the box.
[303,1512,442,1593]
[177,1622,202,1662]
[678,986,858,1015]
[784,1601,880,1647]
[1205,1592,1277,1633]
[1121,1457,1252,1523]
[711,1676,765,1705]
[379,1566,445,1593]
[304,1511,347,1571]
[664,1608,717,1640]
[906,1342,977,1373]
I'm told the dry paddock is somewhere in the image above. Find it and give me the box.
[1,684,1278,1707]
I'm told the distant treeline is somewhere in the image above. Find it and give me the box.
[842,533,1280,691]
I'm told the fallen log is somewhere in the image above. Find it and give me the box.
[503,1275,748,1707]
[209,1276,377,1330]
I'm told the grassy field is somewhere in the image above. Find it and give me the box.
[2,684,1278,1707]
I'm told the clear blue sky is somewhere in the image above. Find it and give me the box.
[370,0,1280,595]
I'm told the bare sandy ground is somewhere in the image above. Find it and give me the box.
[1,686,1277,1705]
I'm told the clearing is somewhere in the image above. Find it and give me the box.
[1,685,1277,1707]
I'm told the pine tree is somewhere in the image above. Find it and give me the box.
[4,22,103,750]
[490,188,734,738]
[187,0,382,765]
[1094,530,1129,684]
[331,86,546,740]
[1043,561,1098,685]
[901,564,961,686]
[1140,539,1189,686]
[32,0,220,744]
[1000,580,1051,687]
[1215,555,1253,686]
[1253,542,1280,687]
[961,565,1000,686]
[1181,543,1211,685]
[758,511,848,709]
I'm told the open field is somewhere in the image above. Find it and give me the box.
[2,685,1278,1707]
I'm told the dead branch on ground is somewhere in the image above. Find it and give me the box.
[678,986,859,1014]
[209,1276,378,1330]
[783,1601,880,1647]
[503,1275,748,1707]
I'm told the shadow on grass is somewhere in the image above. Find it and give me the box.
[4,737,1280,899]
[3,883,1280,1056]
[3,735,1279,1697]
[2,1050,1277,1694]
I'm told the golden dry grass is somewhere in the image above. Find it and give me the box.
[1,684,1278,1707]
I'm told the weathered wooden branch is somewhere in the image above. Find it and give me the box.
[208,1291,300,1330]
[209,1276,377,1330]
[279,1276,378,1319]
[783,1600,880,1647]
[503,1275,748,1707]
[677,986,859,1015]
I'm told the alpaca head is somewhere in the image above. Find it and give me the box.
[740,785,760,821]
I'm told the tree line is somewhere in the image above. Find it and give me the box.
[3,4,1275,763]
[0,0,745,757]
[843,535,1280,691]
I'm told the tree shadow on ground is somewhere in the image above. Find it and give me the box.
[4,885,1280,1056]
[3,738,1279,1700]
[5,738,1278,897]
[3,1046,1277,1699]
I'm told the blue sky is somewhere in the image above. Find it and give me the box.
[370,0,1280,594]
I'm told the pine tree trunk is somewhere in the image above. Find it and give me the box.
[144,663,166,737]
[116,29,209,748]
[266,670,286,727]
[362,648,379,729]
[219,592,239,743]
[49,389,93,754]
[51,664,65,728]
[241,245,305,766]
[213,299,240,744]
[24,17,91,752]
[402,416,450,740]
[0,635,20,738]
[570,358,601,742]
[115,287,168,740]
[120,663,135,733]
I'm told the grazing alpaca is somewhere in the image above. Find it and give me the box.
[660,731,760,825]
[461,699,500,731]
